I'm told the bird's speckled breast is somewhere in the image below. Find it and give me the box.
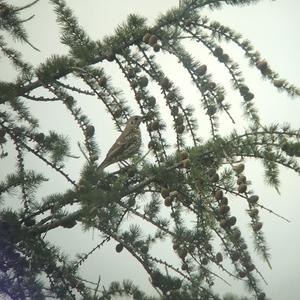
[131,127,141,150]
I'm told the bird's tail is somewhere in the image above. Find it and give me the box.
[97,160,108,172]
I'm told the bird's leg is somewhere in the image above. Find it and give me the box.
[117,160,130,170]
[118,150,152,171]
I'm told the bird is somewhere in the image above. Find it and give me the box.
[97,115,144,171]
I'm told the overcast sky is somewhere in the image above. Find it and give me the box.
[1,0,300,299]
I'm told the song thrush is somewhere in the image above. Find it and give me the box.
[97,115,143,171]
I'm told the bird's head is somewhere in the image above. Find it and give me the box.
[126,115,144,128]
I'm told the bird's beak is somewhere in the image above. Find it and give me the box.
[140,116,146,123]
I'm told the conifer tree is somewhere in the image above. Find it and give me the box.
[0,0,299,299]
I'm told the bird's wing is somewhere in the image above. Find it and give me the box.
[104,131,130,161]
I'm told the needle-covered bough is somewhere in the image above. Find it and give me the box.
[0,0,299,299]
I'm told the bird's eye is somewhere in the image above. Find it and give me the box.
[134,117,138,120]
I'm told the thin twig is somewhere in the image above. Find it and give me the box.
[24,38,40,52]
[14,0,40,12]
[19,14,35,23]
[77,142,91,163]
[93,275,101,299]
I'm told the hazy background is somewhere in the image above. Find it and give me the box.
[1,0,300,299]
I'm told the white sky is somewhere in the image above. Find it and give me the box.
[1,0,300,299]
